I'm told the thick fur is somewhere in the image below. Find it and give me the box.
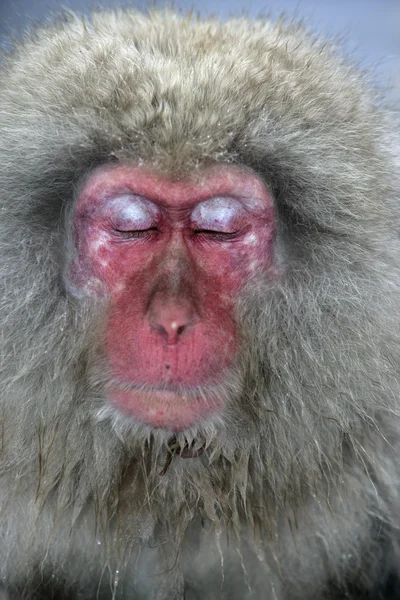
[0,8,399,599]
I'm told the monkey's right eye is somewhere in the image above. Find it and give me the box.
[114,227,159,239]
[102,195,160,235]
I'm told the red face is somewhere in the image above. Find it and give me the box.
[67,165,276,431]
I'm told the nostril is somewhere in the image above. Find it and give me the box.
[155,318,189,343]
[149,296,195,344]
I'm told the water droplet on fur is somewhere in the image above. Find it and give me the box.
[114,569,120,588]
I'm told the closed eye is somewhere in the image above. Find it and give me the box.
[193,229,239,240]
[114,227,159,239]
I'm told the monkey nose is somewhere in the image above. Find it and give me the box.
[149,299,194,345]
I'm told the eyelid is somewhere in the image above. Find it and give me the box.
[193,229,241,242]
[191,197,244,234]
[104,195,159,229]
[112,227,158,241]
[113,223,156,233]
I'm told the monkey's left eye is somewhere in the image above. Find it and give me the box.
[193,229,240,241]
[191,197,245,237]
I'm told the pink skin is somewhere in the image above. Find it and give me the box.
[68,165,276,431]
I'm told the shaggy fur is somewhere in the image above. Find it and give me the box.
[0,8,399,599]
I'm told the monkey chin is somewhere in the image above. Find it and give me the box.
[108,386,223,431]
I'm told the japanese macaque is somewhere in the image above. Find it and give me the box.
[0,8,399,600]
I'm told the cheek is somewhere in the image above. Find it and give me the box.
[211,230,275,286]
[66,225,153,297]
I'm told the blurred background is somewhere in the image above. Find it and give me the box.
[0,0,399,103]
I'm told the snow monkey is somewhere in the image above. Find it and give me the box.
[0,7,399,600]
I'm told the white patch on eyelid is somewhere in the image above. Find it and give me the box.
[108,195,158,229]
[191,197,242,231]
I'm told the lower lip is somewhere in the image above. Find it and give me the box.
[108,387,223,431]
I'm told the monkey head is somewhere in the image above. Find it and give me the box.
[0,11,399,599]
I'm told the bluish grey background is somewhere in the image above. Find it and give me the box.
[0,0,399,102]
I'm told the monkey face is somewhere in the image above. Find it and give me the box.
[65,164,276,430]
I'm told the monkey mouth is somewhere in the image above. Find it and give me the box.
[109,380,204,395]
[106,380,224,431]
